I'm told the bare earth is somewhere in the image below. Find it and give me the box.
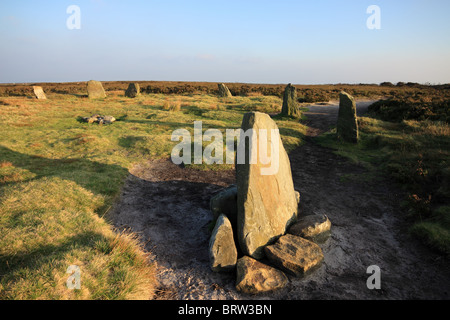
[110,100,450,300]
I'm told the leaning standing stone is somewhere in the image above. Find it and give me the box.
[236,112,298,259]
[218,83,232,97]
[281,83,301,119]
[125,83,140,98]
[33,86,47,100]
[87,80,106,99]
[209,214,238,273]
[235,256,288,294]
[264,234,324,277]
[337,91,358,143]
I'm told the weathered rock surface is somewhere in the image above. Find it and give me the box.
[236,112,298,259]
[210,185,238,225]
[337,91,358,143]
[87,80,106,99]
[125,83,140,98]
[235,256,288,294]
[281,83,301,119]
[288,214,331,243]
[209,214,238,273]
[218,83,232,97]
[264,234,324,277]
[33,86,47,100]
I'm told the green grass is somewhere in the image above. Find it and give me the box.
[317,116,450,255]
[0,92,306,299]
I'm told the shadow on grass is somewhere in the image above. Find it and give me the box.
[0,231,106,276]
[0,145,128,198]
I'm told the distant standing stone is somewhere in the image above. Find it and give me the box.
[235,256,288,294]
[33,86,47,100]
[218,83,232,97]
[209,214,238,273]
[87,80,106,99]
[265,234,324,277]
[281,83,301,119]
[337,91,358,143]
[125,83,140,98]
[236,112,299,259]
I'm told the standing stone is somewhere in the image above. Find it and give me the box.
[264,234,324,277]
[236,112,298,259]
[87,80,106,99]
[33,86,47,100]
[125,83,140,98]
[235,256,288,294]
[209,214,238,272]
[218,83,232,98]
[281,83,301,119]
[337,91,358,143]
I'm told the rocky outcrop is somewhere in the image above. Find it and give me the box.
[264,234,324,277]
[337,91,358,143]
[87,80,106,99]
[235,256,288,294]
[236,112,298,259]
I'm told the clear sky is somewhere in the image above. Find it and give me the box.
[1,0,449,84]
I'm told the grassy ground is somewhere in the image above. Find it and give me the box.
[317,117,450,255]
[0,91,306,299]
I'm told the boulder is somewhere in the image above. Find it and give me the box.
[218,83,232,98]
[125,83,140,98]
[209,214,238,272]
[235,256,288,294]
[87,80,106,99]
[33,86,47,100]
[210,185,238,225]
[82,115,115,125]
[288,214,331,243]
[264,234,324,277]
[281,83,301,119]
[337,91,358,143]
[236,112,298,259]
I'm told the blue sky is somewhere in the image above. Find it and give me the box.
[0,0,449,84]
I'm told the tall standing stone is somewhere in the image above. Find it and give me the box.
[281,83,301,119]
[218,83,232,98]
[87,80,106,99]
[337,91,358,143]
[33,86,47,100]
[125,83,140,98]
[236,112,298,259]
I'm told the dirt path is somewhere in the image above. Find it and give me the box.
[110,101,450,300]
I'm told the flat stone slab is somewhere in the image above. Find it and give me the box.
[236,256,288,294]
[264,234,324,277]
[210,185,238,226]
[288,214,331,243]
